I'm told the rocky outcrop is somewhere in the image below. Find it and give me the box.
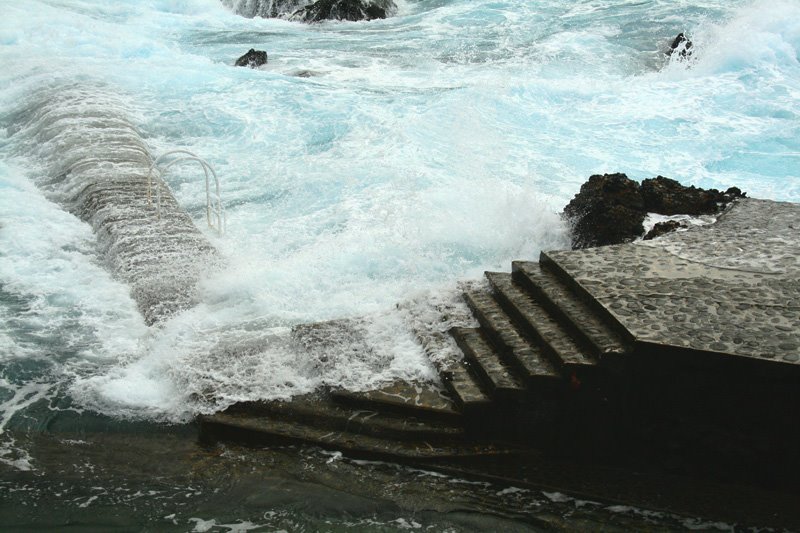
[235,49,268,68]
[563,173,646,249]
[667,32,693,59]
[222,0,394,21]
[293,0,388,22]
[564,173,745,249]
[641,176,744,216]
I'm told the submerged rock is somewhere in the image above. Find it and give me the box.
[643,220,686,240]
[564,174,746,249]
[294,0,389,22]
[563,173,646,249]
[291,69,317,78]
[235,49,268,68]
[667,32,693,59]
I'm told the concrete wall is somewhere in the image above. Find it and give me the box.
[12,84,220,325]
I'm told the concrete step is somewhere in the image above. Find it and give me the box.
[539,251,634,345]
[462,291,561,390]
[485,272,598,381]
[226,394,464,444]
[441,358,493,421]
[450,327,527,403]
[331,381,462,425]
[404,282,481,379]
[512,261,630,360]
[291,320,490,425]
[199,412,520,462]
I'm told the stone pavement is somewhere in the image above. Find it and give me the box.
[546,198,800,365]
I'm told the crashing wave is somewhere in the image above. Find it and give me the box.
[221,0,397,21]
[8,84,221,326]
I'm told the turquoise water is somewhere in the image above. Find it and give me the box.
[0,0,799,527]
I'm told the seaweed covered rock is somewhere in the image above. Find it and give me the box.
[563,173,646,249]
[295,0,389,22]
[641,176,744,216]
[235,49,268,68]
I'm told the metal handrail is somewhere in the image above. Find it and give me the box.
[147,150,224,234]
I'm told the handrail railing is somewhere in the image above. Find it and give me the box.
[147,150,224,234]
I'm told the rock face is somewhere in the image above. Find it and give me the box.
[641,176,743,216]
[294,0,387,22]
[235,49,268,68]
[564,174,745,249]
[667,32,693,59]
[222,0,394,22]
[563,173,646,249]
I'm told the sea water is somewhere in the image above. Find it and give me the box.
[0,0,798,527]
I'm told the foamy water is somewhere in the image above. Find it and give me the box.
[1,0,799,463]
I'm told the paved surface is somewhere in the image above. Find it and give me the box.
[332,380,459,420]
[546,199,800,363]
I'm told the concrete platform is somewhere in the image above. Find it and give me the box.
[15,84,220,325]
[544,198,800,368]
[201,197,800,521]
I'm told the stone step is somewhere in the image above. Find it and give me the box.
[462,291,561,390]
[512,261,630,360]
[331,381,462,425]
[225,394,464,444]
[404,283,481,379]
[441,358,493,421]
[199,412,519,462]
[412,329,465,382]
[450,327,527,403]
[485,272,598,380]
[539,251,635,345]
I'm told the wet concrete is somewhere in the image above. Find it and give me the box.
[10,417,800,531]
[2,426,739,532]
[11,84,220,325]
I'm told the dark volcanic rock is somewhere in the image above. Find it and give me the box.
[641,176,744,216]
[235,49,268,68]
[563,173,646,249]
[643,220,686,240]
[667,32,693,59]
[223,0,395,22]
[295,0,387,22]
[564,173,746,249]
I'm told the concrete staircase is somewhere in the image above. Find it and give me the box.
[434,253,633,445]
[200,252,634,459]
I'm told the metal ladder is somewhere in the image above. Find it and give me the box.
[147,150,224,234]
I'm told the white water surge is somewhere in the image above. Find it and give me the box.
[0,0,799,451]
